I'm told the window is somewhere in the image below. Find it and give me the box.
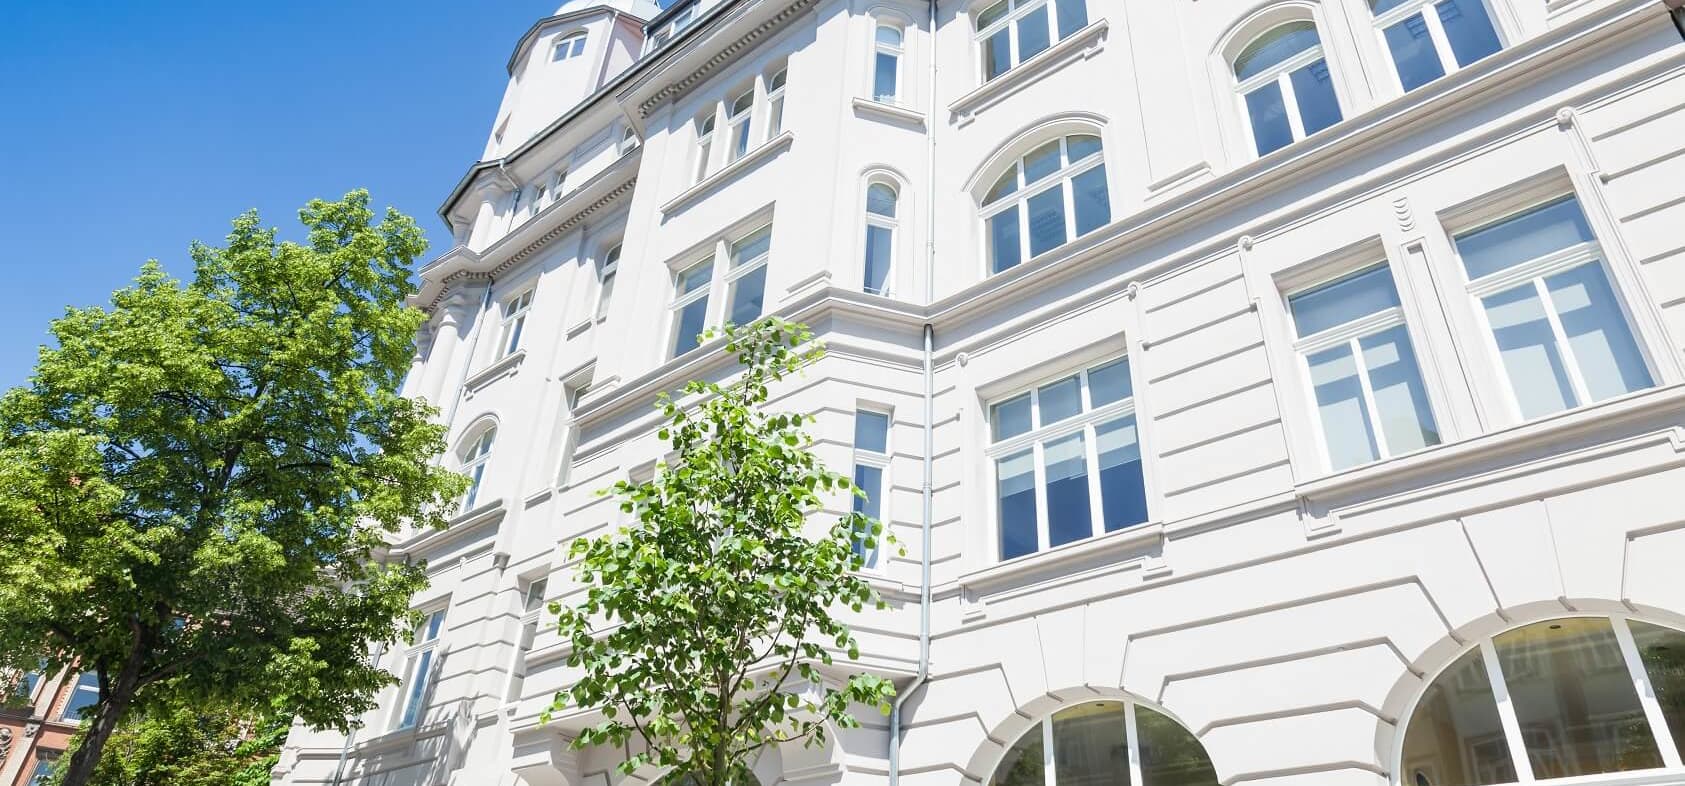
[1401,616,1685,786]
[667,225,773,358]
[528,182,548,218]
[621,125,640,153]
[1288,265,1440,471]
[394,609,446,730]
[496,290,534,359]
[873,24,904,102]
[1369,0,1501,92]
[694,113,716,183]
[851,410,891,569]
[987,700,1218,786]
[1232,22,1343,157]
[60,671,99,722]
[1452,196,1653,421]
[459,426,496,512]
[726,88,755,162]
[767,68,787,136]
[504,577,548,704]
[553,32,588,61]
[596,244,621,322]
[988,356,1148,561]
[982,134,1110,275]
[649,3,697,50]
[974,0,1088,81]
[30,753,59,786]
[863,182,899,295]
[554,375,593,487]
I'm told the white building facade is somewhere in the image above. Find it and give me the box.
[274,0,1685,782]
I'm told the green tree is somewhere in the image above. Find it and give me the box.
[0,191,466,786]
[553,318,898,786]
[81,697,289,786]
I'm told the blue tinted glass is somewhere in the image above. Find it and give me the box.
[679,262,712,294]
[1065,134,1103,161]
[727,265,766,326]
[874,52,899,101]
[1545,263,1653,402]
[984,29,1012,80]
[1088,357,1132,404]
[1043,433,1092,547]
[1017,5,1051,62]
[1290,59,1343,136]
[864,225,893,295]
[992,392,1033,440]
[1369,0,1414,12]
[854,410,891,453]
[1233,22,1320,81]
[1245,81,1295,156]
[1096,417,1148,531]
[1023,140,1062,185]
[852,464,883,567]
[1307,343,1381,469]
[672,297,709,356]
[1026,187,1068,257]
[989,206,1022,274]
[1436,0,1500,67]
[997,450,1039,559]
[1056,0,1088,38]
[64,673,100,720]
[1482,282,1577,419]
[1037,375,1082,423]
[1360,326,1440,453]
[1456,197,1595,280]
[399,650,432,728]
[1385,13,1446,91]
[1072,165,1110,236]
[867,183,897,217]
[1289,266,1402,337]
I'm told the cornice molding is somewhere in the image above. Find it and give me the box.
[635,0,821,117]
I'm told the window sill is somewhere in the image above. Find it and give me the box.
[947,19,1108,126]
[388,498,507,558]
[851,97,926,128]
[955,521,1167,601]
[660,131,794,218]
[351,719,450,755]
[462,350,526,397]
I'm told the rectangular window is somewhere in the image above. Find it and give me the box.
[1453,196,1653,421]
[669,259,714,357]
[60,672,100,723]
[496,290,534,359]
[974,0,1087,81]
[1287,265,1440,471]
[1370,0,1500,93]
[725,226,771,327]
[873,25,903,103]
[31,755,59,786]
[394,609,446,730]
[852,410,891,569]
[667,225,774,358]
[988,356,1148,561]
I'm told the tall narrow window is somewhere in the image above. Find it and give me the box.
[766,68,788,136]
[620,126,640,153]
[988,356,1147,561]
[874,24,904,102]
[394,609,446,730]
[852,410,891,569]
[667,225,774,358]
[596,244,621,322]
[553,32,588,61]
[669,259,714,357]
[981,134,1110,275]
[1369,0,1501,92]
[974,0,1087,81]
[727,88,755,161]
[726,226,771,327]
[695,113,716,183]
[1288,265,1440,471]
[504,578,548,704]
[864,182,898,295]
[60,672,100,722]
[459,427,496,512]
[1233,22,1343,157]
[497,290,534,359]
[1453,196,1653,421]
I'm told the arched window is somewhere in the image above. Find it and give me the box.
[981,134,1110,275]
[596,243,621,321]
[1367,0,1501,93]
[694,112,717,183]
[988,700,1218,786]
[864,181,899,295]
[1232,21,1342,157]
[873,23,904,103]
[553,32,588,61]
[1400,616,1685,786]
[458,426,497,512]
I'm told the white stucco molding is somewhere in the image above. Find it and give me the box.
[946,19,1109,127]
[659,131,795,217]
[462,349,528,398]
[629,0,824,118]
[386,498,508,562]
[851,96,927,127]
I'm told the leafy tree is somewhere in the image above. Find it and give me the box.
[552,318,898,786]
[0,191,466,786]
[80,697,289,786]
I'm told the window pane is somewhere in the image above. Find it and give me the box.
[1066,134,1103,161]
[727,265,767,326]
[732,228,772,268]
[423,610,445,640]
[1055,0,1088,39]
[1483,283,1577,419]
[1307,343,1380,470]
[64,672,99,721]
[1360,326,1440,454]
[855,410,891,453]
[1232,21,1319,81]
[993,393,1034,440]
[1096,417,1147,532]
[1052,702,1130,786]
[1628,620,1685,763]
[876,24,903,45]
[874,51,899,101]
[867,183,898,217]
[865,225,894,295]
[1288,266,1402,337]
[1456,197,1595,280]
[1017,4,1052,62]
[1494,618,1663,778]
[997,449,1039,560]
[1436,0,1500,67]
[986,168,1019,204]
[989,206,1024,274]
[1027,187,1068,257]
[977,0,1010,29]
[596,271,616,320]
[852,464,884,531]
[984,29,1013,80]
[1072,165,1110,236]
[1544,263,1653,402]
[679,262,713,294]
[1043,433,1092,548]
[673,296,710,356]
[1023,140,1063,185]
[399,650,433,728]
[1369,0,1414,12]
[1088,357,1132,405]
[989,721,1046,786]
[1400,647,1514,786]
[1244,81,1295,156]
[1384,13,1446,92]
[1136,705,1219,786]
[1289,59,1343,136]
[1038,375,1083,423]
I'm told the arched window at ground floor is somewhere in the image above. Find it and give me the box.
[987,699,1218,786]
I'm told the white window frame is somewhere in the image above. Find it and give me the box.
[553,31,588,61]
[496,289,534,360]
[1452,196,1657,423]
[668,257,715,358]
[693,113,716,184]
[1232,24,1334,155]
[979,134,1107,276]
[1367,0,1504,93]
[665,224,774,359]
[851,408,893,571]
[872,22,904,103]
[392,608,446,731]
[985,355,1146,561]
[459,426,496,513]
[972,0,1071,82]
[553,372,593,488]
[766,67,788,137]
[726,87,756,163]
[998,699,1209,786]
[863,180,899,296]
[596,243,621,322]
[502,577,548,706]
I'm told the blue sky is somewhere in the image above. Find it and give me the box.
[0,0,565,389]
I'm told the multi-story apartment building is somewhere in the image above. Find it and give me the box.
[2,668,101,784]
[274,0,1685,782]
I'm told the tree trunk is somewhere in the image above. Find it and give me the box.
[58,642,146,786]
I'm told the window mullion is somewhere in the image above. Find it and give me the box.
[1420,5,1457,74]
[1041,719,1057,786]
[1533,277,1593,406]
[1124,700,1146,786]
[1348,335,1392,459]
[1613,616,1685,768]
[1082,420,1105,538]
[1032,440,1050,553]
[1480,638,1537,782]
[1278,71,1307,141]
